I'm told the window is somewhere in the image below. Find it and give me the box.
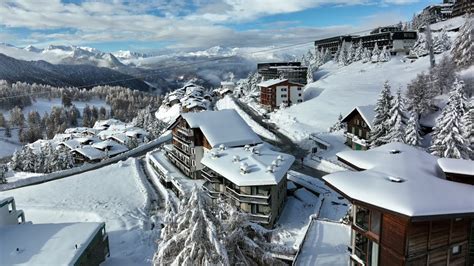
[355,206,370,231]
[297,99,303,103]
[281,88,287,92]
[298,93,302,97]
[297,87,302,91]
[352,230,379,266]
[281,94,287,98]
[452,245,462,256]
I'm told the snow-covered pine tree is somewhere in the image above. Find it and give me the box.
[370,81,393,147]
[0,164,7,184]
[346,43,355,64]
[371,43,380,63]
[329,113,345,132]
[462,104,473,158]
[361,47,371,63]
[353,40,363,62]
[154,187,229,265]
[337,41,348,65]
[383,89,408,143]
[433,29,451,54]
[431,55,456,95]
[451,17,473,69]
[430,82,472,159]
[322,48,332,63]
[411,33,428,57]
[379,46,391,62]
[405,113,422,146]
[405,72,436,118]
[307,63,314,84]
[334,45,341,63]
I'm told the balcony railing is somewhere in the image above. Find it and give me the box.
[248,213,272,224]
[202,181,221,199]
[173,133,193,145]
[177,126,193,137]
[201,169,221,183]
[225,186,271,205]
[167,151,191,171]
[174,144,191,156]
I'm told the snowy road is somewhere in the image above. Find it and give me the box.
[233,97,328,179]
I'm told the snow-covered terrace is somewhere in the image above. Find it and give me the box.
[324,142,474,219]
[294,219,350,266]
[0,222,105,265]
[181,109,262,148]
[201,143,295,186]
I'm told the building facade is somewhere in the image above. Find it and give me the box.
[315,27,417,56]
[257,62,308,85]
[341,106,375,150]
[258,79,304,111]
[452,0,474,17]
[200,144,294,226]
[323,143,474,266]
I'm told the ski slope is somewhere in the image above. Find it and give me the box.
[270,55,434,142]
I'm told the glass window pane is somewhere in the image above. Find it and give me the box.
[370,211,381,235]
[355,206,370,231]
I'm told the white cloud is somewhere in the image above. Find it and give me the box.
[0,0,417,51]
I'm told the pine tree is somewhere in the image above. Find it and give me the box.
[425,24,436,68]
[405,113,422,146]
[334,45,341,63]
[451,17,473,69]
[353,40,363,62]
[430,82,472,159]
[406,72,436,118]
[378,46,391,62]
[0,164,7,184]
[329,113,345,132]
[370,81,393,147]
[371,43,381,63]
[10,106,25,128]
[307,63,314,84]
[383,89,408,143]
[361,47,371,63]
[431,55,456,95]
[154,188,229,265]
[462,105,473,158]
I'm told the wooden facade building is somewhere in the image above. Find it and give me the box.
[341,105,375,150]
[324,143,474,265]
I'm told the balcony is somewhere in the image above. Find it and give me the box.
[202,181,221,199]
[173,133,193,145]
[167,151,191,171]
[176,126,193,137]
[174,144,191,156]
[248,213,272,224]
[201,169,221,183]
[225,186,271,205]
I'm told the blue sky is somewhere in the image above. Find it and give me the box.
[0,0,438,52]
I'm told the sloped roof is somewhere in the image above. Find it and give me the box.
[438,158,474,176]
[72,146,105,160]
[201,143,294,186]
[324,142,474,218]
[341,105,376,129]
[181,109,262,148]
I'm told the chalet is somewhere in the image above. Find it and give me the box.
[200,143,294,226]
[166,109,262,179]
[324,143,474,266]
[438,158,474,185]
[71,146,106,164]
[0,197,110,266]
[257,79,304,111]
[341,105,375,150]
[257,62,308,85]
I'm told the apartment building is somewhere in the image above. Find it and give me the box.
[258,79,305,111]
[258,62,308,85]
[166,109,262,179]
[201,143,295,226]
[323,143,474,265]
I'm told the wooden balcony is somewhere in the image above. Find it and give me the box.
[201,168,221,183]
[202,181,221,199]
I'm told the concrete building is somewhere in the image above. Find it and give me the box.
[258,79,304,111]
[257,62,308,85]
[0,197,110,266]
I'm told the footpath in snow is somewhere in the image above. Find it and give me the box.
[0,158,160,266]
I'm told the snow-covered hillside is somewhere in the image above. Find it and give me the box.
[269,55,436,143]
[0,158,159,266]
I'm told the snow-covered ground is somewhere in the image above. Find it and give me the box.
[0,158,159,266]
[0,128,21,158]
[216,95,277,141]
[269,57,434,143]
[1,97,109,120]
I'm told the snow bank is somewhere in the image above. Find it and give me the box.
[0,158,158,266]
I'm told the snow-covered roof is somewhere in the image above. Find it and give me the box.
[72,146,105,160]
[341,105,376,129]
[438,158,474,176]
[181,109,262,148]
[106,133,129,144]
[295,219,350,266]
[93,119,124,129]
[125,128,148,137]
[201,143,295,186]
[59,139,82,150]
[91,139,127,152]
[324,142,474,218]
[220,81,235,86]
[0,222,104,265]
[64,127,98,135]
[257,79,288,87]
